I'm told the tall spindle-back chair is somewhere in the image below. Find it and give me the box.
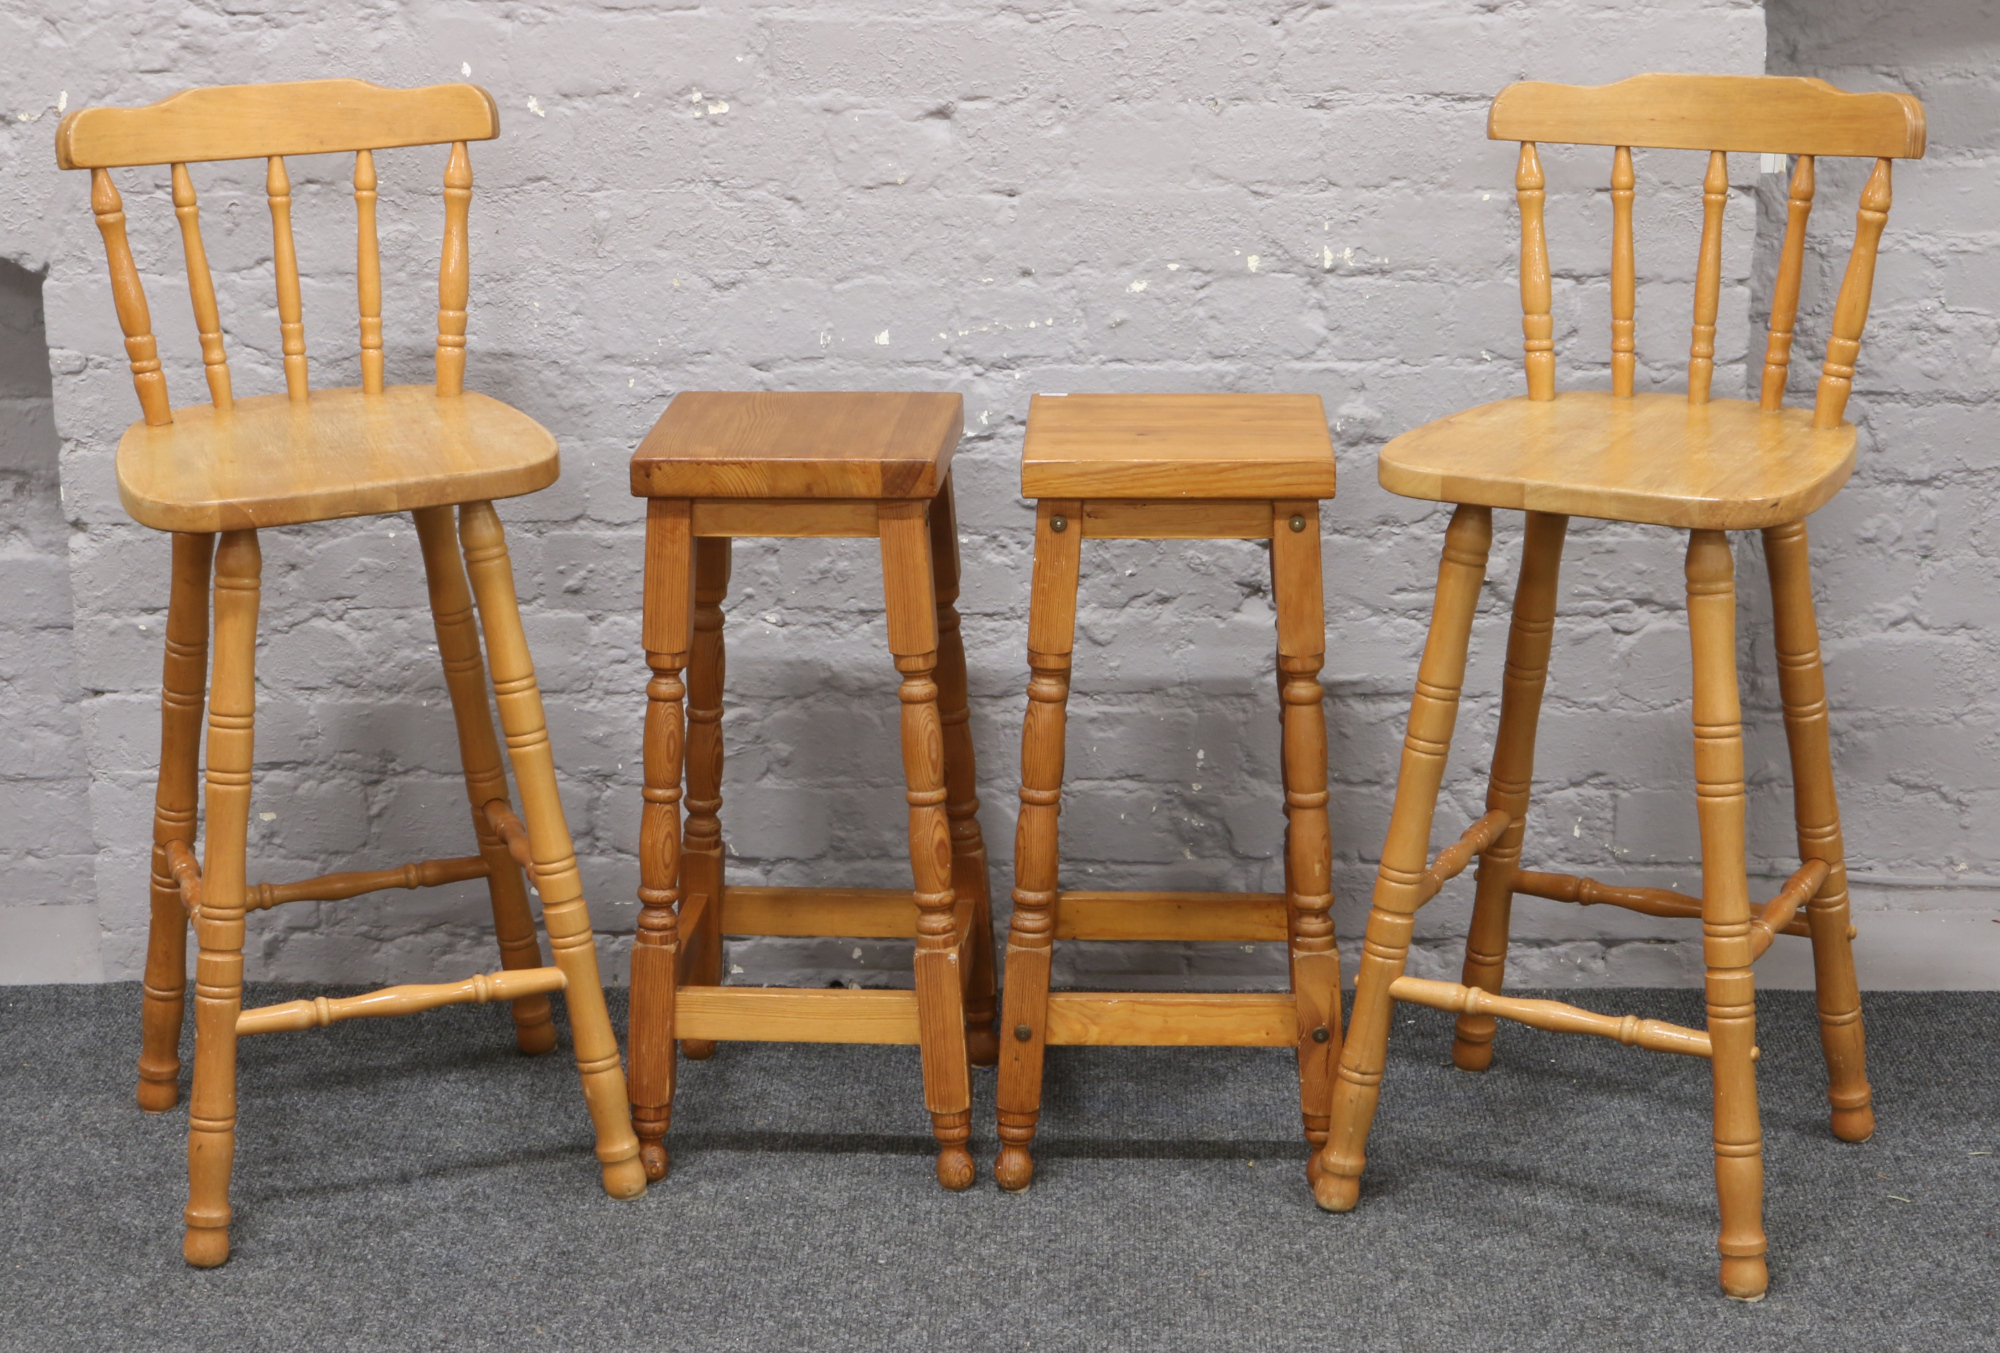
[56,79,646,1266]
[1315,74,1925,1300]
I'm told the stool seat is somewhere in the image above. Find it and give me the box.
[1021,393,1336,499]
[630,391,960,499]
[117,385,559,532]
[1378,391,1856,530]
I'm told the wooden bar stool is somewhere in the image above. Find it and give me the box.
[57,80,646,1266]
[626,391,996,1189]
[1315,75,1926,1300]
[995,393,1341,1192]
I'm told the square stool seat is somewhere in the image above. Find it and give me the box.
[1021,393,1337,500]
[630,391,961,499]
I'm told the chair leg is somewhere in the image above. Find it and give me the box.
[413,506,555,1056]
[629,501,694,1183]
[931,477,998,1068]
[1317,504,1492,1212]
[1686,529,1769,1301]
[995,501,1081,1192]
[879,500,975,1190]
[183,529,258,1268]
[139,532,213,1112]
[1453,510,1568,1071]
[1272,501,1340,1175]
[1764,520,1873,1143]
[679,536,732,1062]
[457,501,647,1202]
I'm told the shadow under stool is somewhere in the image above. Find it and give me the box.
[994,393,1342,1193]
[1314,74,1927,1301]
[58,78,647,1266]
[625,390,998,1189]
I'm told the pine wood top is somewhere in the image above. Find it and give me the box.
[1377,392,1856,530]
[1020,393,1336,500]
[117,385,558,532]
[55,79,498,169]
[1489,74,1924,159]
[630,392,962,500]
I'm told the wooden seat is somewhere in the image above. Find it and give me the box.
[58,78,645,1266]
[627,392,996,1191]
[118,385,558,532]
[995,393,1342,1195]
[1317,74,1927,1301]
[1378,391,1854,530]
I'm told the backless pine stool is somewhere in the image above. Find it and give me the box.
[995,394,1341,1191]
[626,391,996,1189]
[1315,75,1926,1299]
[58,80,646,1265]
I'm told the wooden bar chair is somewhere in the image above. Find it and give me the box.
[995,393,1341,1192]
[626,391,997,1189]
[56,79,647,1266]
[1314,75,1926,1300]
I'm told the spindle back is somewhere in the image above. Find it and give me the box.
[1486,74,1925,428]
[55,79,500,426]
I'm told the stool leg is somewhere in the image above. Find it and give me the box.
[1452,510,1568,1072]
[183,529,258,1268]
[1687,529,1769,1300]
[1764,520,1873,1143]
[996,500,1081,1192]
[458,501,647,1201]
[679,536,732,1062]
[1317,504,1492,1212]
[1272,502,1340,1176]
[139,532,213,1112]
[931,478,998,1067]
[414,506,555,1056]
[630,501,694,1182]
[880,500,974,1190]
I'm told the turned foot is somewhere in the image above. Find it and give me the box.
[680,1038,717,1061]
[1831,1103,1875,1143]
[967,1022,999,1068]
[137,1077,179,1113]
[638,1140,669,1183]
[183,1225,229,1269]
[1311,1157,1360,1213]
[515,1022,558,1057]
[601,1156,649,1199]
[1721,1255,1769,1302]
[936,1144,975,1191]
[1451,1037,1494,1073]
[994,1143,1035,1193]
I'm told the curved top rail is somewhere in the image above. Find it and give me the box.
[1489,73,1924,159]
[56,79,499,169]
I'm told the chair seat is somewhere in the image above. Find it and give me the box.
[1021,393,1336,500]
[1377,391,1857,530]
[117,385,559,532]
[629,391,962,500]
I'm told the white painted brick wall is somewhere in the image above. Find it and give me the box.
[0,0,1990,990]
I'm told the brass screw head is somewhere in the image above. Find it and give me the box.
[1051,515,1068,533]
[1014,1023,1034,1041]
[1289,514,1307,533]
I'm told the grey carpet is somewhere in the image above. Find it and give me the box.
[0,983,1993,1352]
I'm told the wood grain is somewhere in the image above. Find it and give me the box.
[1376,392,1857,530]
[1488,74,1924,158]
[1760,156,1815,411]
[88,169,170,426]
[1610,147,1635,398]
[675,987,922,1044]
[1077,499,1275,539]
[1021,394,1335,500]
[170,163,232,408]
[1688,151,1729,404]
[1044,992,1298,1047]
[116,385,559,533]
[1391,979,1713,1058]
[631,392,962,500]
[266,156,308,400]
[1517,143,1555,401]
[236,967,565,1035]
[1053,890,1289,943]
[1814,159,1893,430]
[245,855,488,910]
[690,498,879,538]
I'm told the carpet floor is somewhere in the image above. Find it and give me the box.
[0,983,1993,1352]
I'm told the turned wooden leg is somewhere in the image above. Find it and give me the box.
[880,498,975,1191]
[1453,511,1567,1072]
[1317,504,1492,1212]
[1764,520,1873,1143]
[1272,502,1340,1176]
[139,532,213,1113]
[414,506,555,1056]
[931,477,998,1067]
[995,500,1081,1192]
[629,501,693,1182]
[679,536,731,1062]
[183,529,257,1267]
[1687,529,1769,1300]
[458,501,647,1201]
